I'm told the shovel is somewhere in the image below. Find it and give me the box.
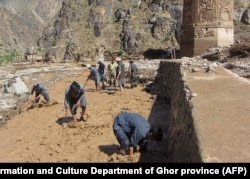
[19,94,41,114]
[84,79,88,87]
[83,79,89,90]
[19,100,33,114]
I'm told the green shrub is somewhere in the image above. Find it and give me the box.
[118,49,124,55]
[0,51,17,65]
[127,50,134,55]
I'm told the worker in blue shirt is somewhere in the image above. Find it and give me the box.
[86,64,101,91]
[29,82,50,104]
[97,60,107,89]
[113,112,163,156]
[64,81,87,127]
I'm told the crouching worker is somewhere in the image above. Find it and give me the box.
[29,83,50,104]
[64,81,87,127]
[86,64,101,91]
[113,111,163,156]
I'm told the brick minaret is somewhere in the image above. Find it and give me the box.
[180,0,234,57]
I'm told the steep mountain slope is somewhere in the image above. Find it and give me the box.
[0,0,63,54]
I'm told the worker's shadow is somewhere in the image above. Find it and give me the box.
[98,144,120,156]
[56,117,73,125]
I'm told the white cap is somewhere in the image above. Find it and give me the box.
[115,57,122,61]
[86,64,91,69]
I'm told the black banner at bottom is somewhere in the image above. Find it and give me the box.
[0,163,249,177]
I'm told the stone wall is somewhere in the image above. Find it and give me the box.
[152,60,202,162]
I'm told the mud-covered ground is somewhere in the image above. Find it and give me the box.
[0,44,250,163]
[0,63,168,163]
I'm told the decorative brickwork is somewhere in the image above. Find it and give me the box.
[180,0,234,57]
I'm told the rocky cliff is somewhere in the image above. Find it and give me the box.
[0,0,63,55]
